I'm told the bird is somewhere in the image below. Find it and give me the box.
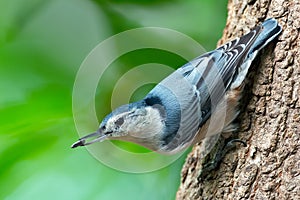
[71,18,282,155]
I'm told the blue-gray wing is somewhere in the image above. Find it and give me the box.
[177,25,262,126]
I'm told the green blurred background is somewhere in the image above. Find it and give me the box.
[0,0,227,199]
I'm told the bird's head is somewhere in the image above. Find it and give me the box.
[71,100,165,151]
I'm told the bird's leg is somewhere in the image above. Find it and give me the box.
[198,135,246,180]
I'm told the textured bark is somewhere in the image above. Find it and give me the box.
[176,0,300,199]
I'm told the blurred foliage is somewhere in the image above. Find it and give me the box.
[0,0,227,199]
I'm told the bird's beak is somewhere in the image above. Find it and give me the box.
[71,130,108,149]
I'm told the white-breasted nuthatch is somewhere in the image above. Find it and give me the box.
[71,19,281,155]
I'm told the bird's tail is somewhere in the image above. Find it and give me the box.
[248,18,282,60]
[230,18,282,89]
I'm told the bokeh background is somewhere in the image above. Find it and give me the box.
[0,0,227,199]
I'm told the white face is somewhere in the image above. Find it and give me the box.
[104,107,164,140]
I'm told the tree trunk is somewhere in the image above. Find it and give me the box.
[176,0,300,199]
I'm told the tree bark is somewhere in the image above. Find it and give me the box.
[176,0,300,199]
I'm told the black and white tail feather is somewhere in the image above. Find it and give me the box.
[230,18,282,89]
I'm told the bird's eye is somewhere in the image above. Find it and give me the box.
[115,117,124,127]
